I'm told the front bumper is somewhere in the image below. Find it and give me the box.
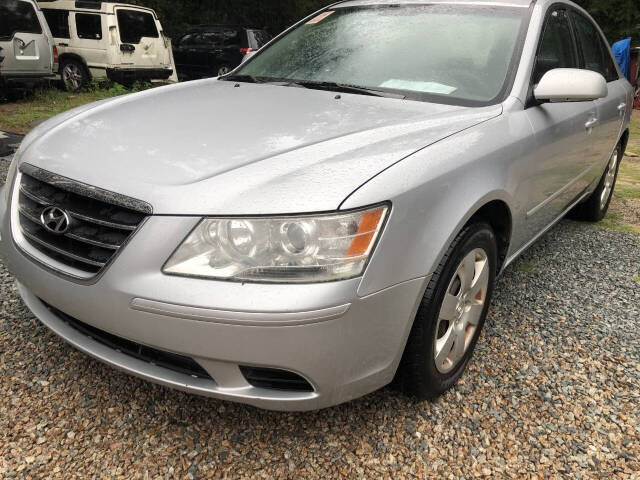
[0,182,426,410]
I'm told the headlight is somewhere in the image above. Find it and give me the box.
[163,204,389,283]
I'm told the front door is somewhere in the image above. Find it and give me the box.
[0,0,51,77]
[522,8,598,239]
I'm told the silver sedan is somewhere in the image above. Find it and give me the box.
[0,0,633,410]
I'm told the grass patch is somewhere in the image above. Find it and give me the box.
[598,212,637,234]
[0,81,151,134]
[633,274,640,284]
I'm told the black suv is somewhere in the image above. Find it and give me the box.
[173,25,271,79]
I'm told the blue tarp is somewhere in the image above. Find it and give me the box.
[612,38,632,81]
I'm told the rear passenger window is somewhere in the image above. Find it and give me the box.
[0,0,43,40]
[43,9,70,39]
[200,30,241,47]
[533,10,577,84]
[116,9,158,44]
[571,13,619,82]
[75,13,102,40]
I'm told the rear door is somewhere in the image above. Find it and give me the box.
[571,10,628,181]
[0,0,52,76]
[41,8,71,56]
[70,11,106,69]
[113,7,169,69]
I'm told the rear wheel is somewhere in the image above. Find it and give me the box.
[396,223,497,399]
[61,59,90,92]
[571,143,622,222]
[217,65,231,77]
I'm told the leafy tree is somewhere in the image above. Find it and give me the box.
[126,0,639,46]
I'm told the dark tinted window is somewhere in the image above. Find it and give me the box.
[533,10,577,84]
[247,30,271,49]
[43,9,70,39]
[199,29,241,47]
[0,0,42,40]
[572,13,619,82]
[116,9,158,44]
[75,13,102,40]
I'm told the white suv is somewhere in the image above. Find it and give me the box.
[0,0,58,86]
[38,0,175,90]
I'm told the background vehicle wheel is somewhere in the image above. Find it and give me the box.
[61,59,90,92]
[570,143,622,222]
[395,222,498,399]
[217,65,231,77]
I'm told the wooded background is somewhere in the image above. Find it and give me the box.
[128,0,640,46]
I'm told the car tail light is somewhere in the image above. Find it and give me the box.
[240,48,253,54]
[52,45,59,66]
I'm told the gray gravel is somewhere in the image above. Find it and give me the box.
[1,155,639,478]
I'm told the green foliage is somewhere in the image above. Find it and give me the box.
[573,0,640,45]
[120,0,639,45]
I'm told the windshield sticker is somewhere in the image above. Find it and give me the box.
[306,11,335,24]
[380,80,458,95]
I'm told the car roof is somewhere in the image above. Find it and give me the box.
[333,0,534,8]
[37,0,158,16]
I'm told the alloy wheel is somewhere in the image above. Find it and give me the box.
[434,248,489,374]
[63,63,83,91]
[600,149,619,210]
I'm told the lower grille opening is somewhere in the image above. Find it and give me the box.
[240,366,314,393]
[41,300,213,381]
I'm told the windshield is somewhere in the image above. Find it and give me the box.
[233,5,529,105]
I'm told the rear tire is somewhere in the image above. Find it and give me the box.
[570,143,622,222]
[217,65,231,77]
[395,222,498,399]
[61,59,90,92]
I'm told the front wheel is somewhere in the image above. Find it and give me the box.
[571,144,622,222]
[396,222,498,399]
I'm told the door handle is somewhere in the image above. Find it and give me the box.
[585,117,598,129]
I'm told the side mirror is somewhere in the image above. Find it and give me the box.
[241,51,256,64]
[534,68,607,103]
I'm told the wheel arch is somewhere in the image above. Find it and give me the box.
[58,53,91,76]
[461,199,513,272]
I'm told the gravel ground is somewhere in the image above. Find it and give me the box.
[1,155,639,479]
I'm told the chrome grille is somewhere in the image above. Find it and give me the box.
[16,164,151,276]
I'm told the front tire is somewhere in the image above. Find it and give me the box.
[396,223,498,399]
[571,143,622,222]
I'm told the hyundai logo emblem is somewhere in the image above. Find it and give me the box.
[40,206,71,235]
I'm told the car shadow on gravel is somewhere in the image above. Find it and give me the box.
[1,219,639,478]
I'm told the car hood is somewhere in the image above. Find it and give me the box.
[18,79,501,215]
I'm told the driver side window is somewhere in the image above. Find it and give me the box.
[533,10,578,85]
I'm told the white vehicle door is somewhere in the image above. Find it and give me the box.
[113,7,170,69]
[0,0,52,77]
[70,11,107,70]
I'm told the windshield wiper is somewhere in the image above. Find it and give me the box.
[221,74,261,83]
[290,80,406,99]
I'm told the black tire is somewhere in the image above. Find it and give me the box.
[395,222,498,399]
[60,59,90,92]
[216,65,232,77]
[570,143,622,222]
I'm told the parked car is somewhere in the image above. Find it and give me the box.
[0,0,633,411]
[38,0,174,90]
[173,25,271,79]
[0,0,57,86]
